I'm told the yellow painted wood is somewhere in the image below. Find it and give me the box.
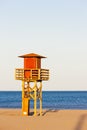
[15,68,49,81]
[34,81,37,116]
[22,81,29,116]
[22,81,24,115]
[40,81,42,116]
[22,98,29,116]
[20,80,43,116]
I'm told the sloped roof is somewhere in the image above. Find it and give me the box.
[18,53,46,58]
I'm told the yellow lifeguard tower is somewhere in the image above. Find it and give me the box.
[15,53,49,116]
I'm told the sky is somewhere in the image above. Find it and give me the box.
[0,0,87,91]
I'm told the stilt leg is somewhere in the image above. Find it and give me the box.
[34,81,37,116]
[40,81,42,116]
[22,81,29,116]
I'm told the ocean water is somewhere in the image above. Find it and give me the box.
[0,91,87,109]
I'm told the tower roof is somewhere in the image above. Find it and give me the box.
[18,53,46,58]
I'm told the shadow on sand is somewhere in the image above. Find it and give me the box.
[28,109,59,116]
[42,109,59,116]
[74,114,87,130]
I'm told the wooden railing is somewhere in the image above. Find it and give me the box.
[15,68,49,81]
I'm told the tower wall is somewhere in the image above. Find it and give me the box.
[24,58,41,78]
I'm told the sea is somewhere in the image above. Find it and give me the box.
[0,91,87,109]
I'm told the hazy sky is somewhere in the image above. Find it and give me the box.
[0,0,87,91]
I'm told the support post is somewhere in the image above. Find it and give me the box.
[22,81,29,116]
[34,81,37,116]
[40,81,42,116]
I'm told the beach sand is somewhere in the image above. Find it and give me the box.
[0,109,87,130]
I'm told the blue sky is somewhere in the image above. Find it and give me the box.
[0,0,87,90]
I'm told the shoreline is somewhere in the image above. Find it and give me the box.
[0,109,87,130]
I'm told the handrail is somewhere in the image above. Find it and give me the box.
[15,68,49,81]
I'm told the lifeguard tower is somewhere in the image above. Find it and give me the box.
[15,53,49,116]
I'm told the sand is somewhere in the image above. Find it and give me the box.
[0,109,87,130]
